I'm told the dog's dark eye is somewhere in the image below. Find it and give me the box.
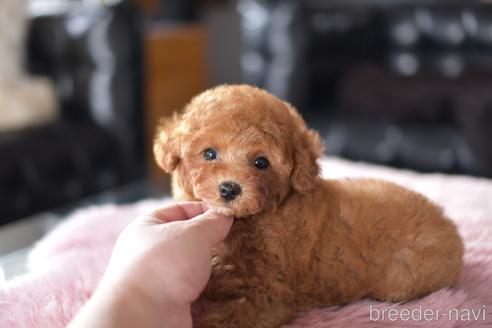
[203,148,218,161]
[254,156,269,169]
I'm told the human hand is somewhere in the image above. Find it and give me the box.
[69,202,233,328]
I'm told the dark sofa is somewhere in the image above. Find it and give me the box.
[0,1,144,224]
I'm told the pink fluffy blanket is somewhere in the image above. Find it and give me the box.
[1,157,491,328]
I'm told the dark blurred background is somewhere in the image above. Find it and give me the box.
[1,0,492,225]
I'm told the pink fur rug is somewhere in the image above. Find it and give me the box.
[1,157,491,327]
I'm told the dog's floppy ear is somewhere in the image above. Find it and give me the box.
[290,129,324,193]
[284,103,324,193]
[153,114,181,173]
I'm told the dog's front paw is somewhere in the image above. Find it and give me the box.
[201,264,244,302]
[194,298,256,328]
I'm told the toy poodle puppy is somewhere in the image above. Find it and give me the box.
[154,85,464,328]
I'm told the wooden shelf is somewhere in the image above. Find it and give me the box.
[144,23,208,187]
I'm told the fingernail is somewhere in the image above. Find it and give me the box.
[205,208,220,215]
[206,208,233,219]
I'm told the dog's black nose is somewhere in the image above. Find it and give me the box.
[219,181,241,201]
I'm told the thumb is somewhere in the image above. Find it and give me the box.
[189,209,234,246]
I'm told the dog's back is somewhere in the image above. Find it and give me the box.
[309,178,464,304]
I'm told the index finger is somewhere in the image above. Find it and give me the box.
[143,202,209,224]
